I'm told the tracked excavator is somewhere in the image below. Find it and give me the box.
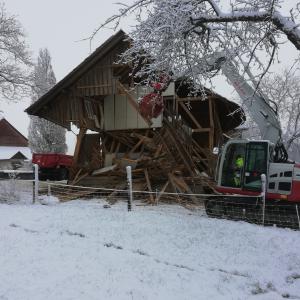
[201,54,300,228]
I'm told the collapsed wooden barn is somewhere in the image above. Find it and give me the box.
[26,30,244,203]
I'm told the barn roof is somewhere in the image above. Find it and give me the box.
[25,30,244,132]
[25,30,128,116]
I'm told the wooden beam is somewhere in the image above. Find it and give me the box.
[77,84,111,89]
[115,142,121,155]
[144,168,154,204]
[192,128,211,133]
[164,118,195,177]
[107,182,127,204]
[99,103,104,129]
[192,148,208,169]
[128,137,146,155]
[176,97,204,102]
[179,101,202,129]
[71,172,89,186]
[109,138,116,153]
[154,144,163,158]
[72,127,87,167]
[170,174,198,204]
[70,168,82,185]
[167,173,182,204]
[154,180,169,204]
[116,81,152,127]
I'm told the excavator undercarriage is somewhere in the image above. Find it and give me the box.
[204,196,300,230]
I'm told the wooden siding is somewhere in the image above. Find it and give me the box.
[103,86,163,131]
[75,42,128,97]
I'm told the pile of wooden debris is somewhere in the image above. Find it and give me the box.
[68,110,217,205]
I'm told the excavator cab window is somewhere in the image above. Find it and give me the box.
[221,143,246,188]
[243,142,268,191]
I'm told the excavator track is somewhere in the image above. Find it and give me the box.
[204,196,300,230]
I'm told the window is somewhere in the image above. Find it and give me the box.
[268,182,275,189]
[243,142,268,191]
[221,143,246,188]
[278,182,291,191]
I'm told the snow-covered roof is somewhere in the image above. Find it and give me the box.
[0,146,31,160]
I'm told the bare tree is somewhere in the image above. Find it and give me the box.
[0,3,32,100]
[90,0,300,90]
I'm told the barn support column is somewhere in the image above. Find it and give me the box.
[69,126,87,180]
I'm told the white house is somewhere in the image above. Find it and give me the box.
[0,117,31,170]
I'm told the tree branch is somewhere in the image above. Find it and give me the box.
[192,11,300,51]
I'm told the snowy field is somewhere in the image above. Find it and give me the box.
[0,199,300,300]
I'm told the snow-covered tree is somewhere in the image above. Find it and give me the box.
[28,49,67,154]
[92,0,300,90]
[239,67,300,161]
[261,68,300,160]
[0,3,31,99]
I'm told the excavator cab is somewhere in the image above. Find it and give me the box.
[217,140,271,192]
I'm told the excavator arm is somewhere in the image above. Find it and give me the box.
[193,53,287,162]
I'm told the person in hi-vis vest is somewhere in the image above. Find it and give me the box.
[234,155,244,187]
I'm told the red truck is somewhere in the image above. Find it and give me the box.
[32,153,73,180]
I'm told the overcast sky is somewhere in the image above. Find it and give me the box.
[0,1,299,153]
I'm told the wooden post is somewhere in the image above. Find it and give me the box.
[178,101,202,129]
[33,164,39,204]
[261,174,266,225]
[296,205,300,230]
[73,127,87,165]
[144,169,154,204]
[208,97,215,152]
[47,179,51,197]
[126,166,133,211]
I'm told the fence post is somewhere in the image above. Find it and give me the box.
[47,179,51,197]
[33,164,39,204]
[261,174,266,225]
[296,205,300,230]
[126,166,133,211]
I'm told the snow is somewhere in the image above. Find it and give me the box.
[0,146,31,160]
[0,199,299,300]
[39,195,60,205]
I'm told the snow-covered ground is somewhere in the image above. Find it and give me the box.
[0,199,299,300]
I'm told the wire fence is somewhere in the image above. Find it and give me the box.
[0,166,38,204]
[0,166,299,230]
[0,178,34,204]
[38,180,300,230]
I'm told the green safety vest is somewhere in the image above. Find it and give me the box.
[236,157,244,168]
[234,157,243,186]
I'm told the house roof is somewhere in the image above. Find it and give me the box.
[0,118,28,147]
[0,146,31,160]
[25,30,128,116]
